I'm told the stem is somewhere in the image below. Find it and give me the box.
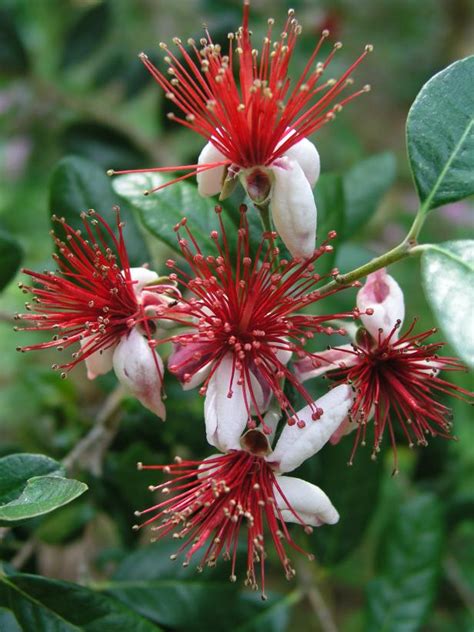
[1,386,126,571]
[62,384,126,475]
[296,559,339,632]
[317,208,427,296]
[255,201,272,234]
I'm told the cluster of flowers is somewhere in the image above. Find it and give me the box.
[16,2,471,597]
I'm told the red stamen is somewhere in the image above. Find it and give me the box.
[134,450,314,597]
[163,205,355,426]
[110,4,372,186]
[330,322,473,471]
[15,210,168,380]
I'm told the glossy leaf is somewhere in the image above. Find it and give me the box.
[314,173,344,274]
[106,540,294,631]
[420,240,474,368]
[365,494,444,632]
[234,590,300,632]
[342,152,396,237]
[60,2,111,69]
[113,172,233,256]
[0,607,21,632]
[0,229,22,291]
[0,572,159,632]
[49,156,149,268]
[407,56,474,212]
[0,453,87,524]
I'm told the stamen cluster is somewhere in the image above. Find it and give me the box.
[16,210,165,375]
[165,205,358,427]
[134,449,313,598]
[331,321,472,469]
[110,3,372,192]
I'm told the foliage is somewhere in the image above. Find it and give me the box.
[0,2,472,631]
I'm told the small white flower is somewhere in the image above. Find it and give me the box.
[357,268,405,340]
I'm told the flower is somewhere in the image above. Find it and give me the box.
[133,384,352,596]
[109,1,372,257]
[295,269,473,470]
[163,204,359,441]
[16,210,178,419]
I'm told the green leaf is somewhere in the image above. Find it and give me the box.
[365,493,444,632]
[0,10,29,76]
[49,156,149,268]
[0,573,160,631]
[0,454,63,501]
[314,173,344,275]
[342,152,396,237]
[0,229,22,291]
[0,453,87,524]
[105,540,294,632]
[0,606,21,632]
[420,240,474,368]
[113,172,234,256]
[407,56,474,212]
[60,1,111,69]
[304,436,385,565]
[234,590,300,632]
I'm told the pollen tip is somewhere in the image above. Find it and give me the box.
[106,169,115,176]
[137,461,143,470]
[365,44,374,53]
[143,190,150,196]
[139,51,149,59]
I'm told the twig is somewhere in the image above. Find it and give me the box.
[296,559,339,632]
[444,555,474,614]
[11,539,36,570]
[62,384,126,475]
[5,385,126,571]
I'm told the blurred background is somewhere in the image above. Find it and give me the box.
[0,1,473,631]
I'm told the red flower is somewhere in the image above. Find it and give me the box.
[134,385,352,597]
[163,205,360,444]
[296,270,473,470]
[331,322,472,469]
[16,210,176,418]
[110,1,372,258]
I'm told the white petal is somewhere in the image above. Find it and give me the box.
[274,475,339,526]
[167,342,213,390]
[357,269,405,341]
[270,157,317,258]
[113,328,166,420]
[183,361,212,391]
[81,339,115,379]
[295,345,357,382]
[284,137,320,188]
[129,267,160,294]
[270,384,353,473]
[329,416,354,445]
[197,142,226,197]
[204,354,249,452]
[197,453,223,479]
[275,344,293,367]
